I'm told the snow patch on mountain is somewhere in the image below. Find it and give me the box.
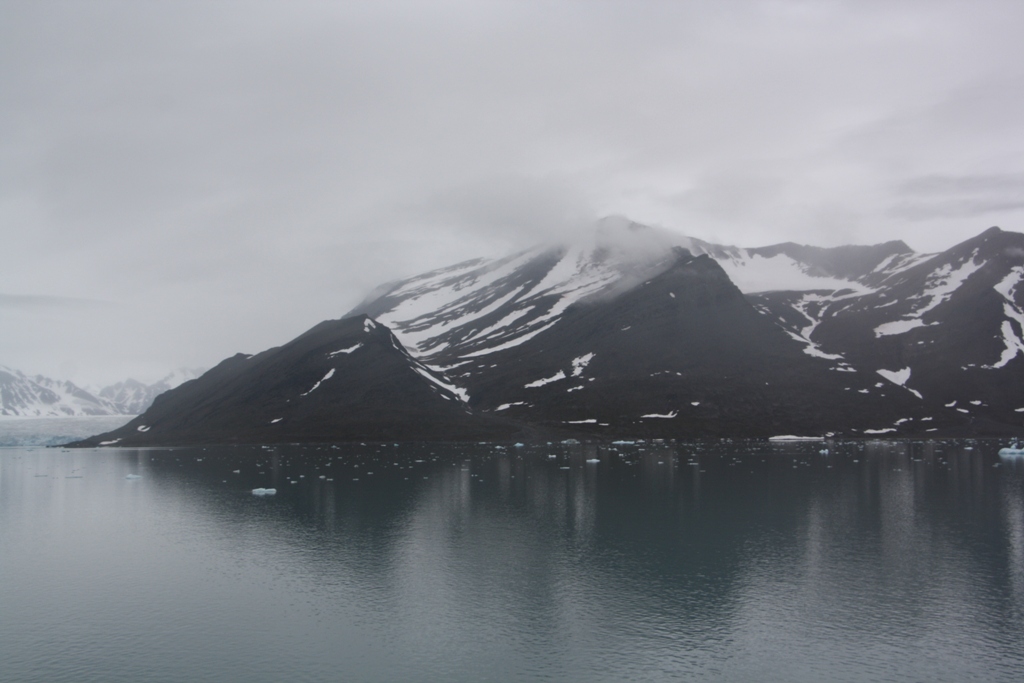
[986,267,1024,369]
[329,343,363,356]
[301,368,335,396]
[877,367,911,386]
[911,254,984,317]
[875,318,930,337]
[525,370,566,388]
[717,252,875,294]
[571,353,595,376]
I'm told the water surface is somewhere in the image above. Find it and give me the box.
[1,439,1023,682]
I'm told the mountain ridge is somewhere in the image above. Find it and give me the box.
[0,367,204,418]
[68,221,1024,446]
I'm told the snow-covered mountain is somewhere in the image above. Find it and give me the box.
[349,216,925,365]
[0,367,121,417]
[98,368,204,414]
[73,218,1024,446]
[0,367,204,417]
[350,218,1024,436]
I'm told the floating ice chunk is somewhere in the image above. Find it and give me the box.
[329,343,363,356]
[768,435,824,441]
[513,442,525,447]
[270,418,283,424]
[586,458,600,463]
[525,370,566,388]
[125,474,142,479]
[863,428,897,434]
[565,419,597,424]
[690,401,700,406]
[945,400,957,407]
[136,425,150,432]
[252,488,277,495]
[641,411,677,419]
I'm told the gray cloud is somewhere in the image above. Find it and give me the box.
[889,172,1024,221]
[897,173,1024,196]
[3,0,1024,383]
[0,294,108,310]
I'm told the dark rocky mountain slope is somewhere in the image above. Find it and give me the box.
[70,221,1024,446]
[69,316,522,446]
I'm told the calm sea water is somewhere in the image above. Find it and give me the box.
[1,439,1023,682]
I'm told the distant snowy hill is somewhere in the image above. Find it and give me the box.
[0,367,204,417]
[0,367,121,417]
[98,368,204,415]
[72,219,1024,446]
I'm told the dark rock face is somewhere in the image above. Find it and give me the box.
[68,316,521,447]
[441,250,946,438]
[71,223,1024,446]
[753,227,1024,435]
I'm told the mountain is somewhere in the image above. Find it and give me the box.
[97,368,205,414]
[0,367,205,417]
[754,226,1024,431]
[71,219,1024,446]
[68,316,521,447]
[0,366,122,417]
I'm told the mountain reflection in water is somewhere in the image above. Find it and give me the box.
[1,439,1023,682]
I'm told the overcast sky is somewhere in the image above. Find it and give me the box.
[3,0,1024,386]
